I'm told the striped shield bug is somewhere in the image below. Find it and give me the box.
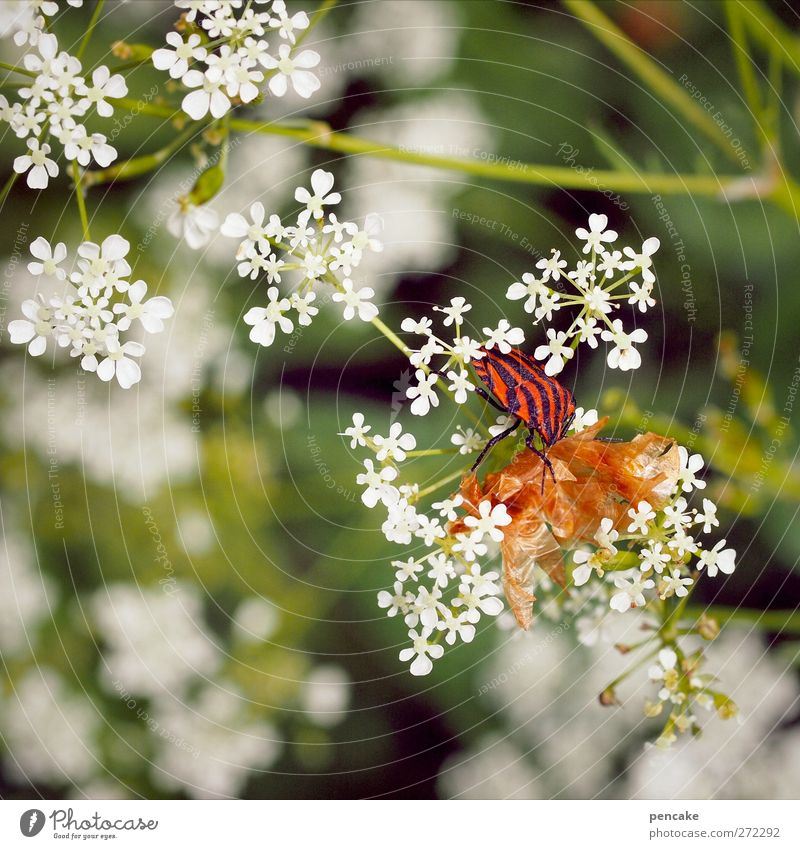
[471,345,576,486]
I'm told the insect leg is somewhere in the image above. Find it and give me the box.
[470,418,522,472]
[473,386,510,414]
[525,431,556,492]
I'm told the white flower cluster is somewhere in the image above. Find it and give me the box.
[399,296,526,418]
[506,214,659,375]
[569,446,735,616]
[0,0,83,47]
[9,235,174,387]
[221,169,383,346]
[342,413,507,675]
[1,31,126,190]
[155,0,320,121]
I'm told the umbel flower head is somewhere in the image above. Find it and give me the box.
[450,417,680,629]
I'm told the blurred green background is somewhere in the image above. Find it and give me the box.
[0,0,799,799]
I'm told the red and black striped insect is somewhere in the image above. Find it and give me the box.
[470,345,576,486]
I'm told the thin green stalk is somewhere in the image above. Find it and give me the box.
[688,604,800,634]
[82,121,202,188]
[111,97,742,198]
[72,161,91,240]
[738,0,800,74]
[0,60,34,77]
[413,468,465,501]
[77,0,105,60]
[295,0,338,49]
[0,171,20,208]
[562,0,741,164]
[725,0,772,150]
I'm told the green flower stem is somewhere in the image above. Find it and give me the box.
[0,60,34,77]
[82,121,202,188]
[725,0,774,150]
[413,469,465,501]
[406,448,461,457]
[738,0,800,72]
[296,0,339,49]
[561,0,742,165]
[77,0,105,61]
[228,115,732,197]
[110,98,755,199]
[0,170,20,208]
[72,161,91,240]
[688,604,800,634]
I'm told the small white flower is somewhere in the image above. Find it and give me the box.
[610,574,655,612]
[639,541,671,574]
[399,628,444,676]
[451,335,484,363]
[112,280,174,333]
[572,549,606,587]
[677,446,707,492]
[483,318,524,353]
[623,236,660,284]
[401,316,432,335]
[594,517,619,553]
[8,295,55,356]
[453,585,503,624]
[534,289,561,322]
[60,125,116,167]
[373,422,416,462]
[295,169,341,222]
[221,201,277,254]
[181,69,231,119]
[600,319,648,371]
[13,138,58,189]
[660,569,693,600]
[451,532,487,563]
[533,328,573,376]
[575,213,618,253]
[451,426,482,455]
[446,368,474,404]
[627,500,656,534]
[431,494,463,522]
[663,497,692,531]
[570,406,599,433]
[667,528,699,558]
[78,65,127,117]
[243,287,293,346]
[568,260,594,287]
[96,338,144,389]
[697,539,736,577]
[434,296,471,327]
[269,0,309,44]
[536,249,567,281]
[584,285,614,316]
[406,370,439,416]
[152,31,207,79]
[356,459,398,508]
[377,582,413,618]
[167,201,220,250]
[332,278,378,322]
[288,291,318,326]
[576,315,601,348]
[262,43,321,98]
[489,414,516,437]
[427,554,456,589]
[437,611,475,645]
[695,498,719,534]
[506,271,547,314]
[628,280,656,312]
[28,236,67,279]
[463,500,512,543]
[340,412,371,449]
[597,249,623,278]
[393,557,425,583]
